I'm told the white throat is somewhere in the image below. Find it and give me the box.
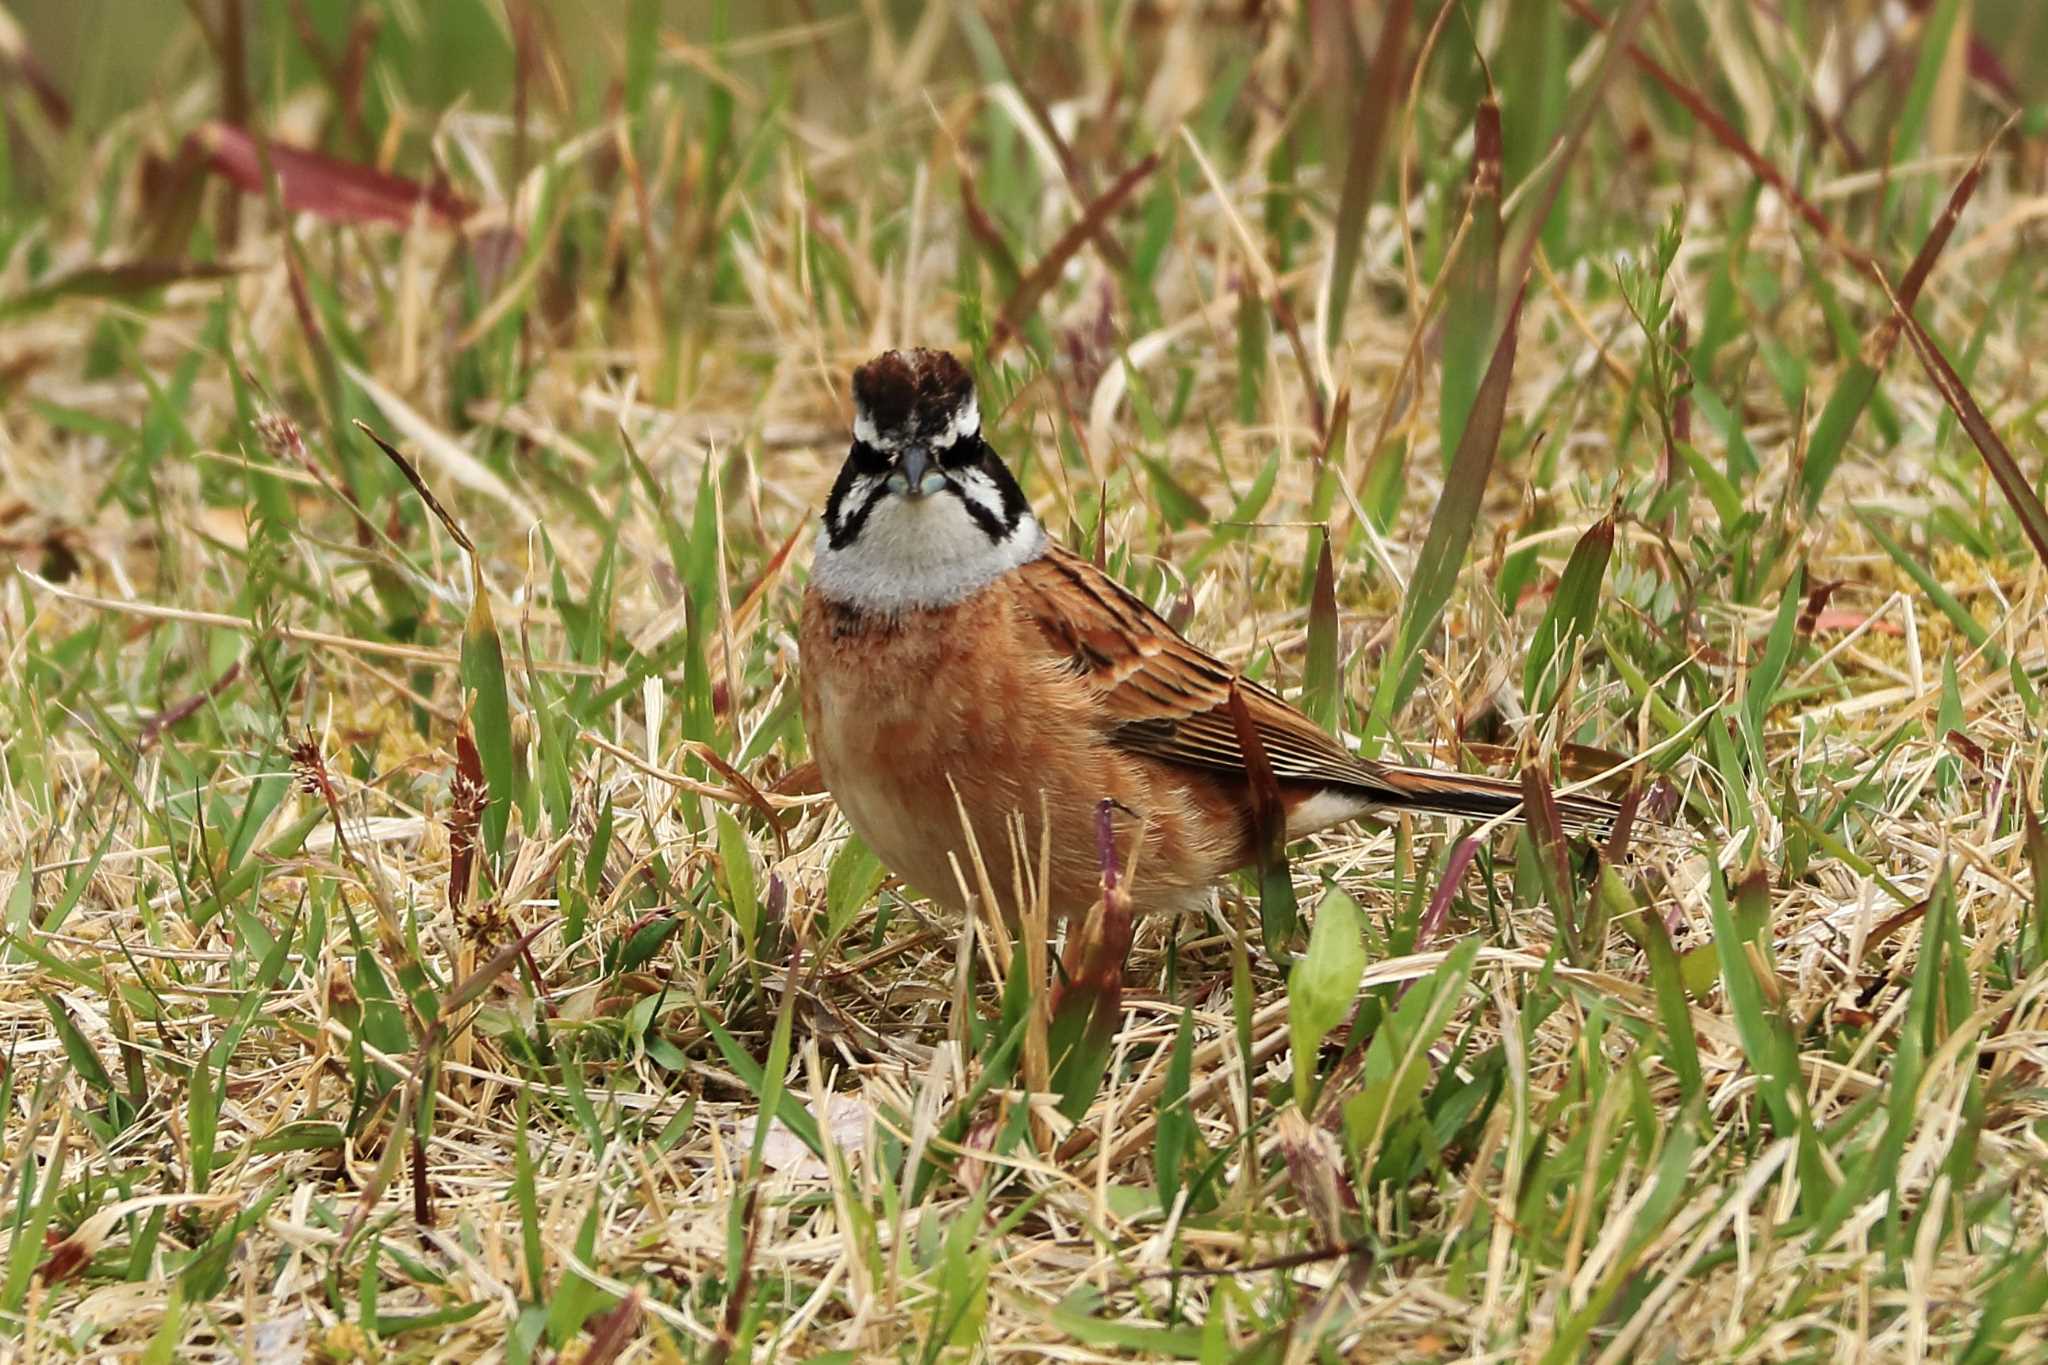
[812,487,1047,613]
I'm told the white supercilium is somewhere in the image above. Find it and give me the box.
[851,392,981,453]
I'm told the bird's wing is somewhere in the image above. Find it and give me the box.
[1013,544,1380,791]
[1012,544,1625,831]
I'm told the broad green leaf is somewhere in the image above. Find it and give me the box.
[1287,887,1366,1106]
[825,835,888,944]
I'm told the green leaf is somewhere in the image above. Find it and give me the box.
[1047,882,1135,1121]
[179,1181,284,1300]
[1937,650,1966,790]
[182,806,325,930]
[462,589,518,858]
[1634,892,1704,1105]
[1692,388,1758,482]
[1881,0,1965,227]
[188,1048,222,1193]
[1188,449,1280,573]
[1050,1288,1205,1356]
[2024,805,2048,974]
[1962,1238,2048,1364]
[41,993,114,1097]
[1138,453,1210,530]
[1,1097,65,1312]
[1343,938,1479,1163]
[513,1089,546,1299]
[1323,0,1413,350]
[1891,277,2048,575]
[1676,440,1746,532]
[1522,512,1614,713]
[139,1294,187,1365]
[1801,359,1880,508]
[1286,887,1366,1106]
[362,420,524,864]
[825,835,888,945]
[1706,868,1831,1209]
[699,1012,822,1161]
[1858,513,2001,663]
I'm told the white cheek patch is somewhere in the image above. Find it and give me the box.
[812,493,1046,612]
[828,473,886,539]
[952,468,1008,523]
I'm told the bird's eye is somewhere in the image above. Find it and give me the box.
[850,440,890,475]
[938,434,983,470]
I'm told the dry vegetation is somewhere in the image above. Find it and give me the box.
[4,1,2048,1360]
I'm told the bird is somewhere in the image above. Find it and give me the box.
[797,347,1621,921]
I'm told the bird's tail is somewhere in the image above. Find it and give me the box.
[1368,764,1625,835]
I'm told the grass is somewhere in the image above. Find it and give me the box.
[4,0,2048,1359]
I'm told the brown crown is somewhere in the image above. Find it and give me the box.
[852,348,974,441]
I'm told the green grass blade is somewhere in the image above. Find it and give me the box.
[1322,0,1411,349]
[1856,512,2000,662]
[1803,116,2003,507]
[1878,0,1964,230]
[1439,86,1501,469]
[1301,531,1340,732]
[1522,511,1614,714]
[1745,563,1806,735]
[1707,866,1830,1208]
[1888,281,2048,572]
[1371,287,1526,729]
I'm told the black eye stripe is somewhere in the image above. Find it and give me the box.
[822,430,1030,552]
[851,439,890,474]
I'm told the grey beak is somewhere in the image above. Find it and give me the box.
[887,446,946,498]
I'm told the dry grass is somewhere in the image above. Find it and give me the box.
[4,2,2048,1360]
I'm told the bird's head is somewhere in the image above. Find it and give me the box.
[814,348,1044,611]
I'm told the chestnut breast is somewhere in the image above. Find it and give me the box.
[798,580,1252,919]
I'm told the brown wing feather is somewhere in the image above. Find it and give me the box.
[1014,545,1383,792]
[1012,545,1624,831]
